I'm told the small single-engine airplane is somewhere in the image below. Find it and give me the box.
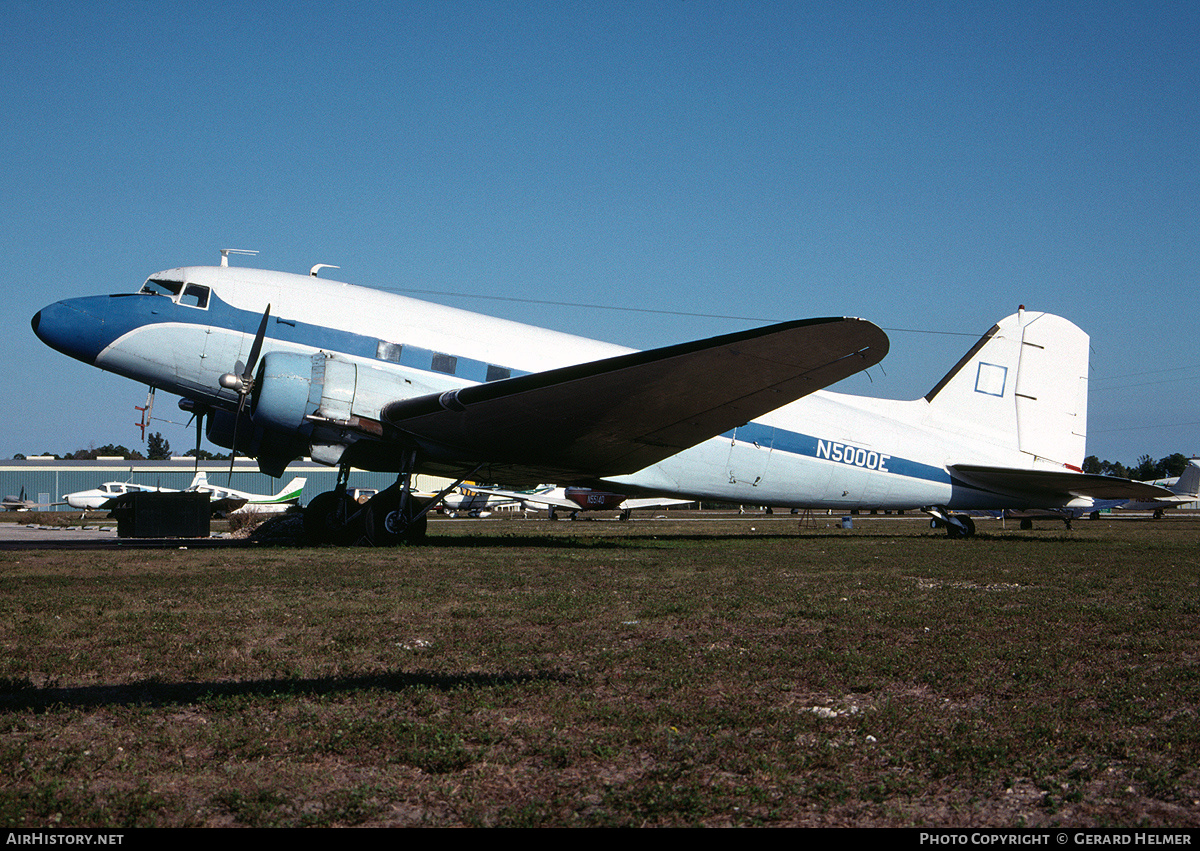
[32,253,1171,544]
[466,484,693,520]
[433,484,521,517]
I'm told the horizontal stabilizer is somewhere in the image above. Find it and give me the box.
[383,317,888,480]
[949,465,1176,501]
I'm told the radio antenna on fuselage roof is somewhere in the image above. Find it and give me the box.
[219,248,259,267]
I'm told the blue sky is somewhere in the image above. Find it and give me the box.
[3,1,1197,465]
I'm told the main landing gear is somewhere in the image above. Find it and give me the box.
[302,452,479,546]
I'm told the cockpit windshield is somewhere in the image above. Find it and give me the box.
[140,278,183,297]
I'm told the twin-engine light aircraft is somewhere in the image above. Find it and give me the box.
[64,471,306,515]
[31,254,1170,544]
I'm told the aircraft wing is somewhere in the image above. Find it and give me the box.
[948,465,1177,502]
[208,496,250,514]
[382,317,887,481]
[465,486,581,511]
[620,497,695,510]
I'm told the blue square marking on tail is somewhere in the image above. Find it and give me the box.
[975,362,1007,397]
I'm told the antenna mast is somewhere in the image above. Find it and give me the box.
[220,249,259,267]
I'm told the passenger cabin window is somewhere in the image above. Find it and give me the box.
[431,353,457,375]
[376,341,402,363]
[178,284,210,309]
[140,279,182,297]
[486,364,511,382]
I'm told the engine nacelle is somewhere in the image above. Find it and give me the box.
[251,352,317,436]
[249,350,440,461]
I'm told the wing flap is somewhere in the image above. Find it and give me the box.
[383,317,887,479]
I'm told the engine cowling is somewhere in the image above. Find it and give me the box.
[251,352,316,435]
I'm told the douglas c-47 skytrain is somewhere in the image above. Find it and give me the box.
[31,252,1170,544]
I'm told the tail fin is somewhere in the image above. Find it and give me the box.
[268,477,306,503]
[924,309,1089,470]
[188,471,209,490]
[1169,460,1200,497]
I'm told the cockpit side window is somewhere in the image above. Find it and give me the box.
[179,284,210,309]
[140,278,183,297]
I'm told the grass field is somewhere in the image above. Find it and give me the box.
[0,513,1197,827]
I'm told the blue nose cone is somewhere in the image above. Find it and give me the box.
[31,296,112,365]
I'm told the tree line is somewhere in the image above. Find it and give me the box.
[11,433,231,462]
[1082,453,1193,482]
[10,436,1193,483]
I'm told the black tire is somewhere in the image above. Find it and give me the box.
[363,489,428,546]
[303,490,355,545]
[946,514,976,538]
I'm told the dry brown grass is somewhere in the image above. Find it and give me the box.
[0,513,1197,827]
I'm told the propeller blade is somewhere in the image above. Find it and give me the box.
[226,304,269,486]
[194,411,203,476]
[243,304,271,382]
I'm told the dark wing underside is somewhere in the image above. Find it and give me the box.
[949,465,1176,501]
[382,316,888,482]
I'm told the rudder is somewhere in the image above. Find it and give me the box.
[925,310,1089,469]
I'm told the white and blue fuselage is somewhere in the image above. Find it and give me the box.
[32,264,1095,514]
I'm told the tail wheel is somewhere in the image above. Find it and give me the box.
[946,514,976,539]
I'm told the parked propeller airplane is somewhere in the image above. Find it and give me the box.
[2,488,62,511]
[466,484,693,520]
[63,479,179,510]
[1112,458,1200,519]
[64,471,305,515]
[433,484,522,517]
[31,254,1171,544]
[185,472,307,517]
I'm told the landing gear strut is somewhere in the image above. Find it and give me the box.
[362,483,428,546]
[302,451,480,546]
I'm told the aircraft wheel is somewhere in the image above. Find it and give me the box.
[945,514,976,539]
[303,490,356,545]
[363,489,428,546]
[1020,518,1033,530]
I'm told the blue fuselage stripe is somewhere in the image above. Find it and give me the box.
[721,422,950,485]
[89,292,528,384]
[71,292,950,486]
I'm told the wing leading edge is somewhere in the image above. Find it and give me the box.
[382,316,888,481]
